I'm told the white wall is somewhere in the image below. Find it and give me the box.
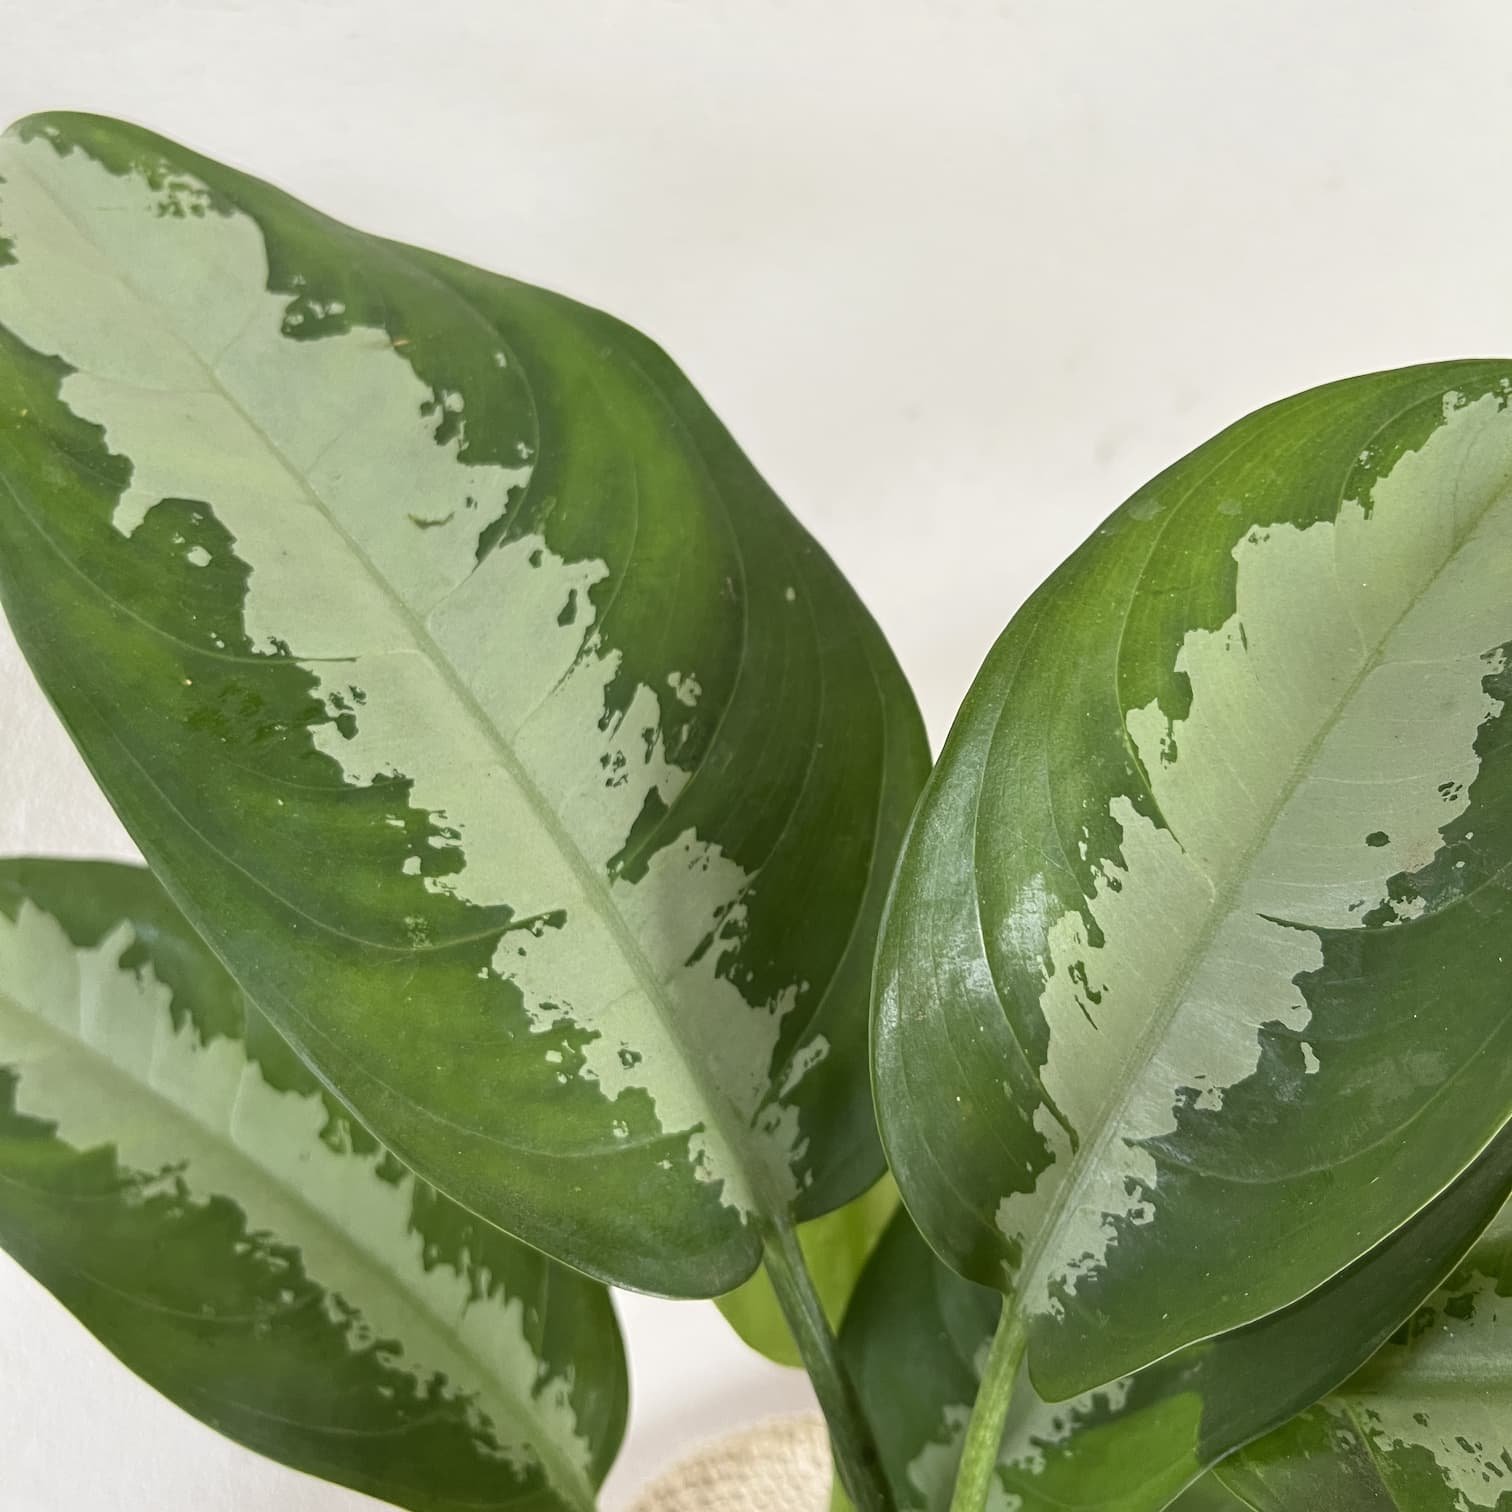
[2,1,1510,1505]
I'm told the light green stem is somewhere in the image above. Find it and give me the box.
[948,1302,1028,1512]
[760,1219,894,1512]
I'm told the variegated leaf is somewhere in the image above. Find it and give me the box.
[0,113,929,1295]
[840,1125,1512,1512]
[0,858,626,1512]
[1218,1205,1512,1511]
[876,362,1512,1396]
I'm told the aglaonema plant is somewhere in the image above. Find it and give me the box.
[0,111,1507,1512]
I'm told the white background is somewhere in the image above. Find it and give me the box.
[2,1,1511,1505]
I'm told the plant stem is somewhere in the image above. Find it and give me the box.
[947,1301,1027,1512]
[760,1218,894,1512]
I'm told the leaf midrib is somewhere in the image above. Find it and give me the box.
[1016,463,1512,1319]
[7,145,768,1212]
[0,969,598,1512]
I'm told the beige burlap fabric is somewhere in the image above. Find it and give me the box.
[628,1413,832,1512]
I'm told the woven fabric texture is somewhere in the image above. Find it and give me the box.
[629,1413,832,1512]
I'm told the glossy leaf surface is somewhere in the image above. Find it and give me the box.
[842,1126,1512,1512]
[0,858,626,1512]
[0,114,929,1295]
[876,361,1512,1395]
[1219,1206,1512,1511]
[717,1173,897,1367]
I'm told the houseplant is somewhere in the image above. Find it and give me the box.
[0,111,1506,1510]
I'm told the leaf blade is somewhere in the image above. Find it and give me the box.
[0,113,929,1295]
[876,363,1512,1394]
[0,857,627,1512]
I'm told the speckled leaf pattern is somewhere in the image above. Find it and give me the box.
[0,114,929,1295]
[876,362,1512,1396]
[1218,1206,1512,1511]
[840,1126,1512,1512]
[0,858,627,1512]
[716,1173,898,1367]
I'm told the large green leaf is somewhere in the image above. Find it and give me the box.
[875,362,1512,1396]
[1218,1206,1512,1511]
[0,858,626,1512]
[840,1124,1512,1512]
[716,1173,898,1367]
[0,113,929,1296]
